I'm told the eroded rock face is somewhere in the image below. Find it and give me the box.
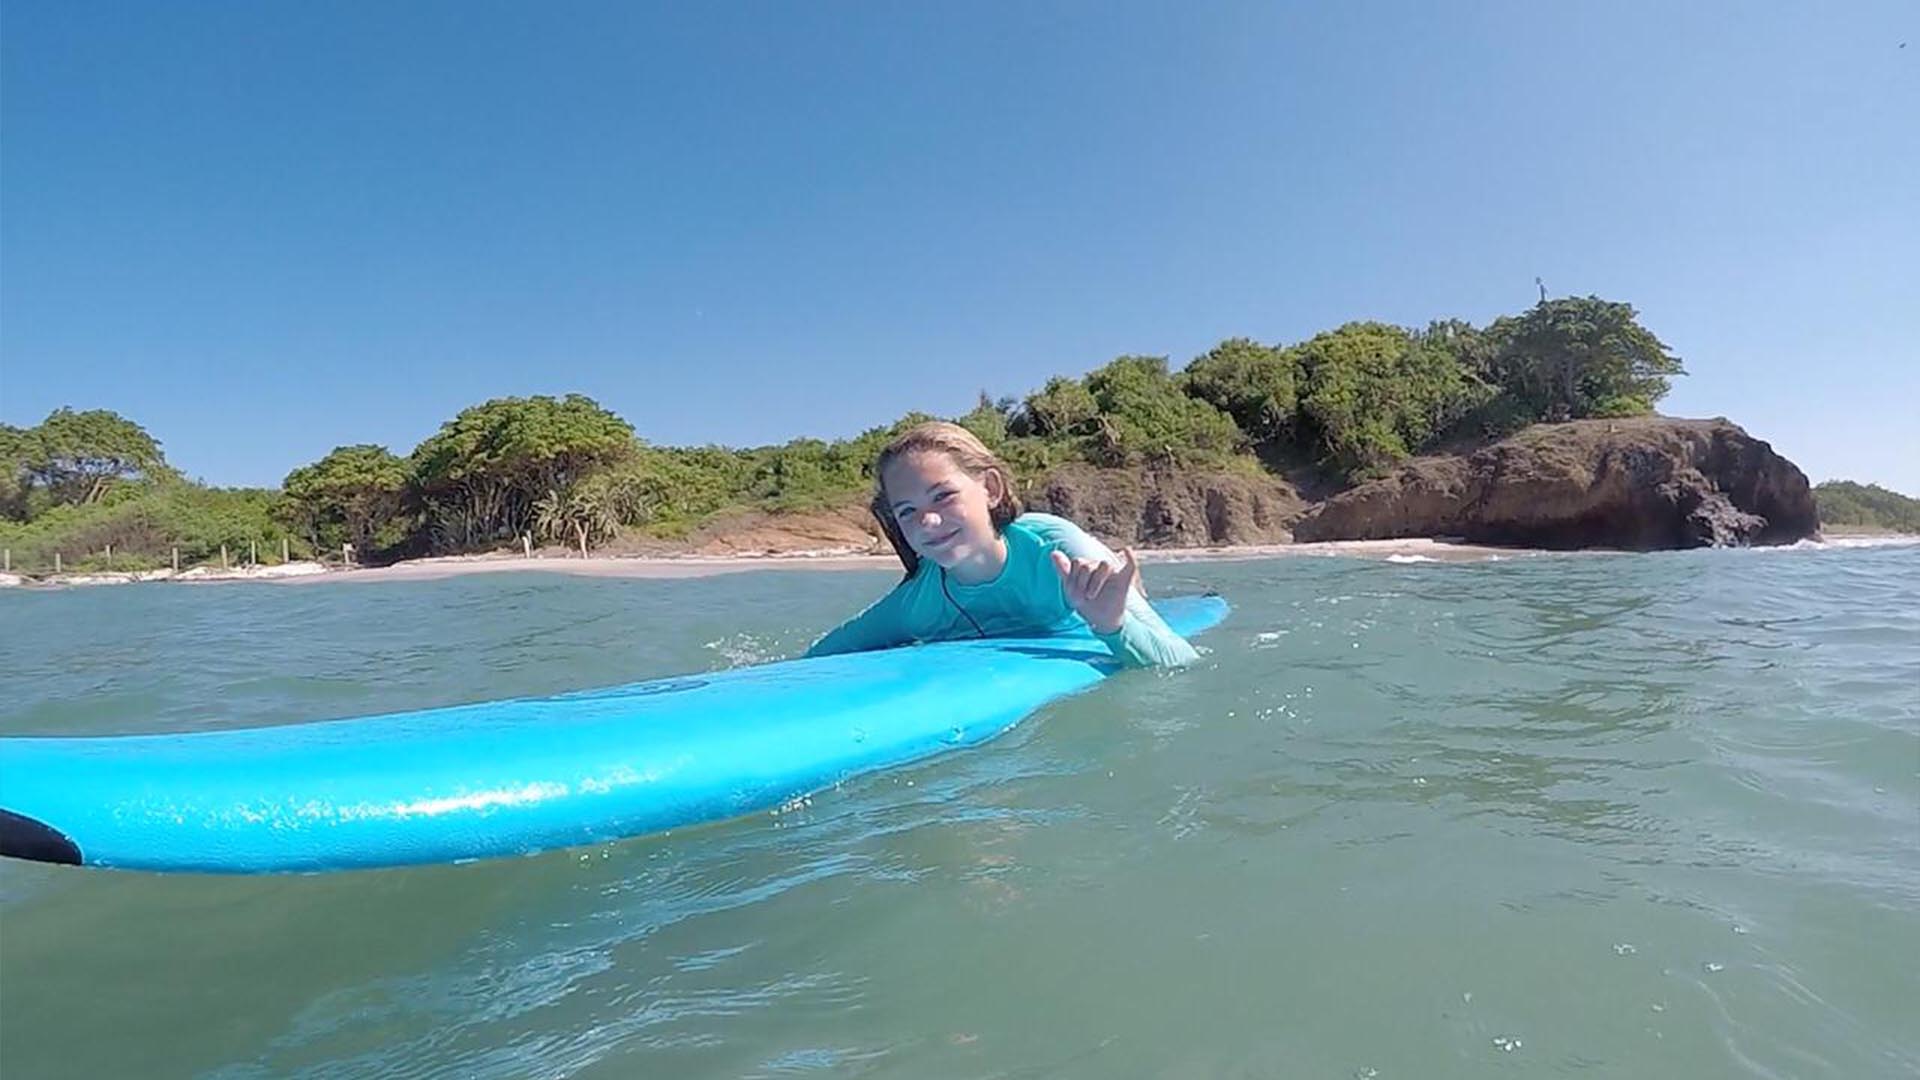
[609,467,1307,557]
[1290,418,1818,549]
[1027,465,1305,547]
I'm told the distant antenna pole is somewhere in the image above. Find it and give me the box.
[1536,277,1547,304]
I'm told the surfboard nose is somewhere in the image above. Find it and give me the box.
[0,809,82,866]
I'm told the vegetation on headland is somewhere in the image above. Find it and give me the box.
[1812,482,1920,533]
[9,294,1841,576]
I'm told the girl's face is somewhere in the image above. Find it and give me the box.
[881,450,1006,573]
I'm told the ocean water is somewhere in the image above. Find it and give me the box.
[1,545,1915,1079]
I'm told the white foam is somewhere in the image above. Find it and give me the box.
[1802,535,1920,550]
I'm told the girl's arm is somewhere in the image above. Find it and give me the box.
[804,583,914,658]
[1045,521,1200,668]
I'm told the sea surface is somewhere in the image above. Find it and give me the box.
[1,543,1915,1079]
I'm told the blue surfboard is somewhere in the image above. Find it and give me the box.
[0,595,1228,874]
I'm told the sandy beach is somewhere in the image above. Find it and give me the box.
[0,537,1517,589]
[279,536,1536,585]
[6,533,1912,590]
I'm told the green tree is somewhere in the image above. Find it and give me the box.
[1403,323,1499,438]
[748,438,838,507]
[282,444,413,554]
[1294,322,1487,478]
[956,391,1012,448]
[1484,297,1683,420]
[1014,376,1100,439]
[1180,337,1298,443]
[625,445,759,523]
[1081,355,1243,466]
[1416,319,1499,381]
[22,407,170,506]
[410,395,635,550]
[0,424,31,521]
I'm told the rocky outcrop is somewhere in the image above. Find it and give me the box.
[1027,464,1305,546]
[1291,418,1818,549]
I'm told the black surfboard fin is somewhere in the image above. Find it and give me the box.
[0,809,82,866]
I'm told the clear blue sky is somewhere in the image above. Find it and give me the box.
[4,2,1915,492]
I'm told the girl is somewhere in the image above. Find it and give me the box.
[806,421,1200,667]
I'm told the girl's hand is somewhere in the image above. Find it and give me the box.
[1050,547,1139,635]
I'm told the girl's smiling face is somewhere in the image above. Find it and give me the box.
[881,450,1008,581]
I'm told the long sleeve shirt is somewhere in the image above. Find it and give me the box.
[805,512,1200,668]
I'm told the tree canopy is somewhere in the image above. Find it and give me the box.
[1181,337,1298,444]
[1081,356,1244,466]
[1483,297,1683,420]
[409,394,635,550]
[1291,322,1491,476]
[282,445,413,554]
[0,424,32,521]
[1015,376,1100,440]
[15,407,170,509]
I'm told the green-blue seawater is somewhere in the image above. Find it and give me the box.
[2,544,1915,1078]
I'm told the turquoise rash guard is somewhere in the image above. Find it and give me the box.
[805,513,1201,668]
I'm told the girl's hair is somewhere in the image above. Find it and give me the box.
[870,421,1023,578]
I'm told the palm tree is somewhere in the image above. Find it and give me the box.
[533,474,648,557]
[534,484,617,557]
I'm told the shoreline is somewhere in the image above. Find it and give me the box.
[2,531,1913,590]
[300,536,1525,585]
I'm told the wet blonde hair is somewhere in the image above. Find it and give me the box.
[871,421,1023,578]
